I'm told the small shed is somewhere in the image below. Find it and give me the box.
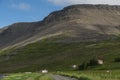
[41,69,48,73]
[72,65,77,69]
[98,59,104,65]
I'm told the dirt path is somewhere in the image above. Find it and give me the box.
[51,75,77,80]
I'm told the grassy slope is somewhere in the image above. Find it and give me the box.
[0,38,120,72]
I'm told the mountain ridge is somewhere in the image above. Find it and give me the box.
[0,4,120,50]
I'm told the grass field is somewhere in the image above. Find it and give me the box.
[1,70,120,80]
[1,73,53,80]
[57,70,120,80]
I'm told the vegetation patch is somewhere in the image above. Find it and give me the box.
[114,57,120,62]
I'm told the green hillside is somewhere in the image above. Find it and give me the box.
[0,38,120,72]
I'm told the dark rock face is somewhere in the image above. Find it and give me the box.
[43,4,120,23]
[0,22,40,48]
[0,4,120,49]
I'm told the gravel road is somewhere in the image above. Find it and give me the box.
[0,74,5,79]
[51,75,77,80]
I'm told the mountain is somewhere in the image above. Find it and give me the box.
[0,4,120,50]
[0,4,120,72]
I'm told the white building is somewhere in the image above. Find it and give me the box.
[41,69,48,73]
[72,65,77,69]
[98,59,104,65]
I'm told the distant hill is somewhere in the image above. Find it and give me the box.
[0,4,120,72]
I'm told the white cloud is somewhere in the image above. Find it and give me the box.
[11,3,30,10]
[48,0,120,5]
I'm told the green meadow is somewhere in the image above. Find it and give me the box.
[0,38,120,80]
[57,70,120,80]
[1,73,53,80]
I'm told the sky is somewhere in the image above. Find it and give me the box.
[0,0,120,28]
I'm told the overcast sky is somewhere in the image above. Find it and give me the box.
[0,0,120,28]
